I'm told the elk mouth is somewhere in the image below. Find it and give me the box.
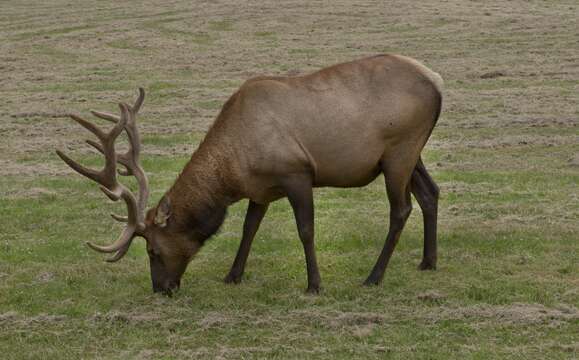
[153,279,180,297]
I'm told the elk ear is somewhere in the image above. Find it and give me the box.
[154,196,172,228]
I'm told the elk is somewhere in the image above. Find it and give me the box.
[57,54,443,295]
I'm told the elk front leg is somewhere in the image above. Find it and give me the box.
[224,200,269,284]
[282,175,321,294]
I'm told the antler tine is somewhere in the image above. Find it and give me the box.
[86,139,132,176]
[110,104,129,140]
[87,225,134,253]
[55,149,102,184]
[90,110,120,123]
[132,87,145,114]
[85,139,104,154]
[105,245,131,263]
[70,114,107,141]
[111,213,128,222]
[87,185,143,252]
[57,111,125,187]
[57,89,150,261]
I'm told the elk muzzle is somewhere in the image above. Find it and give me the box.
[149,253,182,296]
[152,279,180,297]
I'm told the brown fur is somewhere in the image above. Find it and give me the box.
[164,53,442,214]
[139,54,444,294]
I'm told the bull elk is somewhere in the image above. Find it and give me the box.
[57,54,443,295]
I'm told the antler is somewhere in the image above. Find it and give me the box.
[56,88,149,262]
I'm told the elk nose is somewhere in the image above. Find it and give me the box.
[166,279,180,292]
[152,285,174,297]
[152,280,180,297]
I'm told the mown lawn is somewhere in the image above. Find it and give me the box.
[0,0,577,358]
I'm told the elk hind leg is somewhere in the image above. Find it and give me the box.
[364,158,414,286]
[410,157,439,270]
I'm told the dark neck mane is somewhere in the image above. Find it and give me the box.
[165,140,236,244]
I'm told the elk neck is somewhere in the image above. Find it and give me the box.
[164,137,241,242]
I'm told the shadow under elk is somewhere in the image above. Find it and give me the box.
[57,54,443,295]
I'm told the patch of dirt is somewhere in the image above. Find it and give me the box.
[0,159,71,177]
[88,311,163,324]
[480,70,506,79]
[0,311,67,325]
[431,134,578,150]
[507,117,579,128]
[468,135,577,149]
[551,342,579,353]
[351,324,375,338]
[30,314,68,323]
[290,309,388,329]
[441,181,493,195]
[431,303,579,326]
[417,290,446,302]
[0,311,19,322]
[3,187,57,199]
[145,144,195,156]
[135,346,284,360]
[568,154,579,167]
[197,311,237,329]
[36,271,55,283]
[283,303,577,331]
[135,350,156,359]
[10,112,69,119]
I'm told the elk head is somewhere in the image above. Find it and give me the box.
[56,89,195,296]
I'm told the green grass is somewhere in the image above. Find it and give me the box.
[254,31,277,38]
[1,0,578,358]
[208,19,235,32]
[1,159,577,358]
[13,25,94,40]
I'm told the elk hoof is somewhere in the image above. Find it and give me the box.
[418,260,437,271]
[305,285,320,294]
[223,273,242,284]
[363,277,381,286]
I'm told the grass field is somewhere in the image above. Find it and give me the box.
[1,0,578,358]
